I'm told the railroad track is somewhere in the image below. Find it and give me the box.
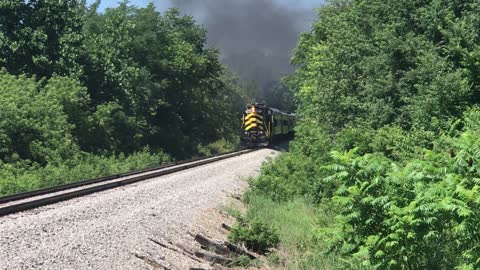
[0,148,258,217]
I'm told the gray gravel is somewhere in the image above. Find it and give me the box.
[0,148,278,270]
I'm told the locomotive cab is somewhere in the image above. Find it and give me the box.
[241,102,295,147]
[241,103,271,147]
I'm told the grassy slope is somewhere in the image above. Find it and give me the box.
[244,193,341,269]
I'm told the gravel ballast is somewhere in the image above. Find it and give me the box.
[0,148,278,270]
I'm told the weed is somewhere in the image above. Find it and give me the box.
[220,203,244,220]
[228,218,280,254]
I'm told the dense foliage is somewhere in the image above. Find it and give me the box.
[289,0,480,132]
[248,0,480,269]
[0,1,256,195]
[228,217,280,254]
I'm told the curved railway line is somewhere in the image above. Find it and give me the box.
[0,148,259,218]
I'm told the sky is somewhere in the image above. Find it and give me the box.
[86,0,325,87]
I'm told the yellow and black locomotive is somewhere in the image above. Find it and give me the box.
[241,102,295,147]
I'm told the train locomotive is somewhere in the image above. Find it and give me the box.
[240,102,295,147]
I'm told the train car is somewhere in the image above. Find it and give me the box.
[240,102,295,147]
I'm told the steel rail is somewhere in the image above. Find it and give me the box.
[0,148,258,217]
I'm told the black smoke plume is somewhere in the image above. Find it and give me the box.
[162,0,322,89]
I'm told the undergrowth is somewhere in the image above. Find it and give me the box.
[0,150,170,196]
[197,138,239,156]
[241,108,480,269]
[242,194,342,269]
[228,217,280,254]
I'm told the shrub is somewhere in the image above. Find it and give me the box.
[313,109,480,269]
[250,153,326,201]
[333,126,374,154]
[227,255,262,268]
[228,218,280,254]
[243,193,341,269]
[0,149,170,196]
[248,108,480,269]
[196,138,238,156]
[0,70,82,165]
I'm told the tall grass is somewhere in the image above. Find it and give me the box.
[0,150,170,196]
[244,193,342,269]
[197,138,239,156]
[0,138,238,197]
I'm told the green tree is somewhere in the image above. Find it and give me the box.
[0,69,82,166]
[0,0,85,78]
[288,0,479,134]
[249,1,480,268]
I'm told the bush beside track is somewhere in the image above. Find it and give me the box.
[0,150,170,197]
[0,3,248,198]
[234,0,480,269]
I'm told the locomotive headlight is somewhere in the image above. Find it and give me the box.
[259,131,264,134]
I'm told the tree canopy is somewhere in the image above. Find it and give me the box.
[249,0,480,268]
[289,0,480,134]
[0,1,259,195]
[0,1,256,160]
